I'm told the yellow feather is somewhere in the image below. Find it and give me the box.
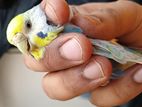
[31,47,45,60]
[7,14,24,44]
[30,32,59,60]
[33,32,58,47]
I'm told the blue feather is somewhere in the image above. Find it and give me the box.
[37,31,48,38]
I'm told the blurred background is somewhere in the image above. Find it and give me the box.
[0,49,95,107]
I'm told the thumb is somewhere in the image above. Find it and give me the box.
[71,1,142,41]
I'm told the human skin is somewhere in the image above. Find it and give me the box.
[24,0,142,106]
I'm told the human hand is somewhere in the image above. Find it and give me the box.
[25,0,142,106]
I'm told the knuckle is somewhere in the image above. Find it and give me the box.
[100,8,120,36]
[42,53,54,72]
[56,68,90,100]
[42,72,77,101]
[86,7,120,39]
[61,70,82,96]
[41,46,59,72]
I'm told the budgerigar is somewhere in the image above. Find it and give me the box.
[7,5,64,60]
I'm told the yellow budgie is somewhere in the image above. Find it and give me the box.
[7,5,64,60]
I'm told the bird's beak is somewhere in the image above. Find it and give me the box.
[56,26,64,33]
[12,33,30,54]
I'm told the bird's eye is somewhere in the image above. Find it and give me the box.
[26,20,32,29]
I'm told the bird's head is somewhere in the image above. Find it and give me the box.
[7,5,64,56]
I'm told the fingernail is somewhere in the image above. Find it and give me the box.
[83,60,104,80]
[133,67,142,83]
[59,38,82,61]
